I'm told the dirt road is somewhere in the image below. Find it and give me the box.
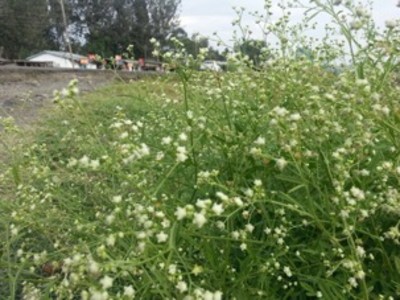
[0,67,149,127]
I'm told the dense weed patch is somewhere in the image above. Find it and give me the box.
[1,61,399,299]
[1,0,400,298]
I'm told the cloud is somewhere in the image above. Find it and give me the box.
[180,15,233,29]
[179,0,400,48]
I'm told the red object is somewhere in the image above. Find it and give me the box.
[139,58,145,66]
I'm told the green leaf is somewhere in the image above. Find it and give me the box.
[394,256,400,273]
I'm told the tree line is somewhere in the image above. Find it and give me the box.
[0,0,206,60]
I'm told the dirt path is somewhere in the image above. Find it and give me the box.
[0,67,149,127]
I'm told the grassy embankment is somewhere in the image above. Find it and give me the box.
[0,63,400,299]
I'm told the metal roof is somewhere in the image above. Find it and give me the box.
[27,50,85,61]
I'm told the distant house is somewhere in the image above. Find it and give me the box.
[26,50,97,69]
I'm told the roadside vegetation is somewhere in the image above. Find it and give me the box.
[1,0,400,299]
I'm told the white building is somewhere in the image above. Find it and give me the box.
[26,50,97,69]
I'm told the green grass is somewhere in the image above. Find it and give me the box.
[0,62,399,299]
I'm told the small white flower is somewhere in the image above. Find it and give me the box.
[196,199,212,209]
[283,266,292,277]
[193,212,207,228]
[231,231,240,239]
[350,186,365,200]
[90,159,100,170]
[216,191,229,202]
[211,203,224,216]
[156,231,168,243]
[276,158,288,171]
[186,110,194,119]
[105,214,115,225]
[245,223,255,233]
[254,179,262,187]
[100,275,113,290]
[79,155,90,167]
[356,78,369,86]
[289,113,301,121]
[381,106,390,115]
[119,131,129,139]
[348,277,358,288]
[213,291,223,300]
[67,158,78,168]
[254,136,266,145]
[123,285,135,297]
[350,20,363,30]
[176,281,188,293]
[90,291,108,300]
[240,243,247,251]
[233,197,244,207]
[356,245,366,258]
[244,188,254,198]
[192,264,203,275]
[176,146,188,162]
[156,151,164,161]
[203,291,214,300]
[161,136,172,145]
[61,88,68,97]
[216,221,225,230]
[139,143,150,156]
[272,106,289,117]
[355,6,369,18]
[10,224,18,236]
[88,260,100,275]
[168,264,177,275]
[72,86,79,95]
[175,207,187,220]
[356,270,366,279]
[179,133,188,141]
[106,235,116,247]
[112,195,122,203]
[249,147,261,156]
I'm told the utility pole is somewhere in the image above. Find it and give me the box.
[59,0,74,68]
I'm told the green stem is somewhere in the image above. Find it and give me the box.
[179,70,198,185]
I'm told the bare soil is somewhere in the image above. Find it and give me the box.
[0,67,147,127]
[1,68,109,126]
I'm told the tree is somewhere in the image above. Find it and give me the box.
[46,0,77,51]
[234,39,267,66]
[0,0,50,58]
[147,0,181,48]
[0,0,182,59]
[131,0,150,58]
[168,31,224,61]
[74,0,181,58]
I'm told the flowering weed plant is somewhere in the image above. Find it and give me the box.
[1,0,400,299]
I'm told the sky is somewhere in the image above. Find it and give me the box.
[179,0,400,49]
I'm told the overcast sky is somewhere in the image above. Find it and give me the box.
[179,0,400,48]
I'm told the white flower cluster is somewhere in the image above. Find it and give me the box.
[67,155,100,170]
